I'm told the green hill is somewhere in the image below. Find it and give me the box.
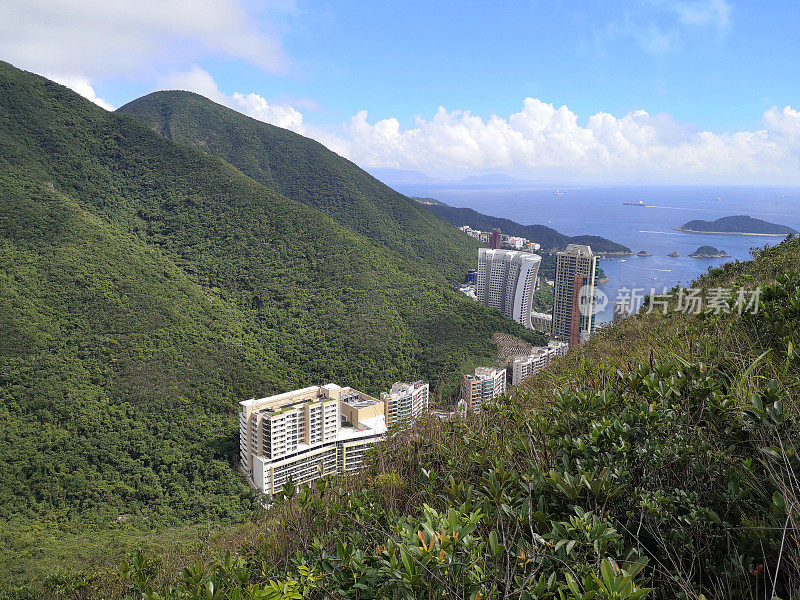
[678,215,798,235]
[0,59,544,576]
[117,91,479,283]
[77,237,800,600]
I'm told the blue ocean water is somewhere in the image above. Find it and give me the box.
[397,184,800,322]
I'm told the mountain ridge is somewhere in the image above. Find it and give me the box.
[117,91,478,283]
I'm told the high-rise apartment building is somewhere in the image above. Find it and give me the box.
[489,228,502,249]
[381,380,430,426]
[460,366,507,412]
[239,384,386,496]
[552,244,598,347]
[476,248,541,329]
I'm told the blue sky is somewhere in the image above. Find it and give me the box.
[3,0,800,183]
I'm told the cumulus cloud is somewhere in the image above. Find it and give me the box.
[47,74,114,110]
[0,0,288,77]
[160,66,305,131]
[305,99,800,184]
[152,70,800,184]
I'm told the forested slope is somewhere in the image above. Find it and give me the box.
[118,91,481,283]
[0,60,542,550]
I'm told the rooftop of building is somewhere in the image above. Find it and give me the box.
[560,244,594,257]
[341,395,381,410]
[383,380,428,397]
[478,248,541,262]
[240,383,381,417]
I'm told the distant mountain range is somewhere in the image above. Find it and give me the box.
[677,215,798,236]
[367,168,538,187]
[416,199,631,254]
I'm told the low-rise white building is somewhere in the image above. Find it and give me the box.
[530,311,552,332]
[239,384,386,496]
[512,341,568,385]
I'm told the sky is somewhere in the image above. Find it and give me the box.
[2,0,800,184]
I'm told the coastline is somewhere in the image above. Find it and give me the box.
[675,228,792,237]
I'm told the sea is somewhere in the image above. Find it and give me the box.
[394,183,800,323]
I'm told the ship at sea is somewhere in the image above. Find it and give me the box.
[553,190,567,196]
[623,200,646,206]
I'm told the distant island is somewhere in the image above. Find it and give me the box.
[677,215,798,236]
[636,250,652,257]
[689,245,731,258]
[668,251,681,257]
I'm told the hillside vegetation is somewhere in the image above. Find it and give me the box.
[0,60,544,587]
[65,236,800,600]
[118,91,481,283]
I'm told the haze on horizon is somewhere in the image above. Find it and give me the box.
[3,0,800,185]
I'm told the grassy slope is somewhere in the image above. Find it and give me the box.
[117,91,481,283]
[0,61,545,588]
[81,238,800,600]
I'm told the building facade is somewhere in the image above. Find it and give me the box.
[381,380,430,426]
[239,384,386,496]
[476,248,542,329]
[552,244,598,347]
[489,228,502,249]
[460,366,507,412]
[511,341,569,385]
[530,311,553,332]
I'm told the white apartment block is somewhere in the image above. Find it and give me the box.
[460,366,507,412]
[512,341,569,385]
[530,311,552,332]
[239,384,386,496]
[381,380,430,426]
[504,236,526,250]
[476,248,541,329]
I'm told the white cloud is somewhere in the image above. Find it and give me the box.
[160,66,305,131]
[0,0,288,78]
[305,99,800,185]
[47,74,114,110]
[148,70,800,184]
[594,0,731,56]
[669,0,730,27]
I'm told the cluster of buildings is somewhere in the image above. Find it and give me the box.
[239,235,602,497]
[458,226,541,252]
[471,240,599,349]
[239,380,429,496]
